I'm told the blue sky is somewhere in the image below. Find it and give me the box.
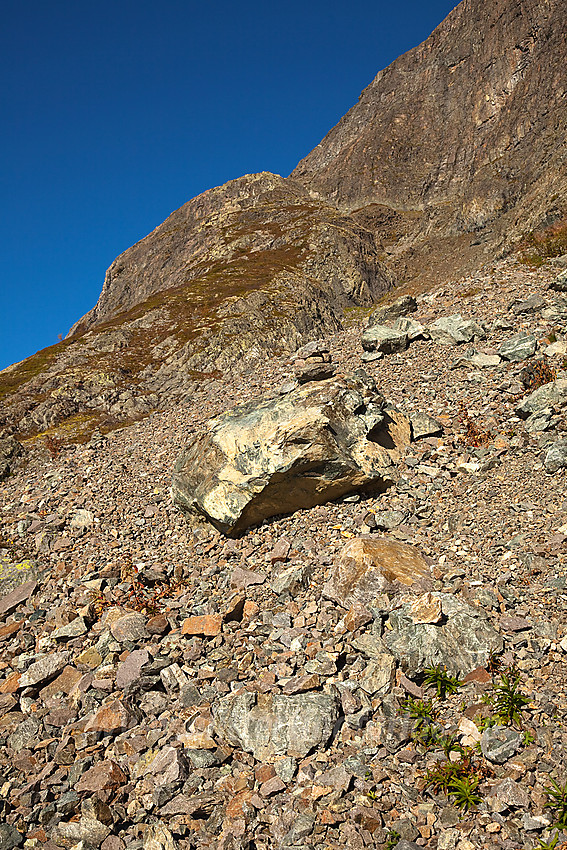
[0,0,457,371]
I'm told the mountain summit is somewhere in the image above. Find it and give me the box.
[1,0,566,441]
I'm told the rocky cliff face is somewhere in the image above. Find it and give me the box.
[293,0,567,257]
[1,0,566,443]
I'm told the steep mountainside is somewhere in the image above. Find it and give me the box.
[1,0,566,444]
[293,0,567,242]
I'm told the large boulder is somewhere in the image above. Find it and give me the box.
[383,593,503,677]
[172,373,404,535]
[516,378,567,418]
[428,314,486,346]
[213,691,339,761]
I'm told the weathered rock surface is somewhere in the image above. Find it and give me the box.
[361,324,408,354]
[213,691,339,761]
[323,537,432,609]
[428,315,486,346]
[383,593,503,676]
[0,438,22,481]
[172,373,401,535]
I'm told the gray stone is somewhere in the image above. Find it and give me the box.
[549,269,567,291]
[525,407,555,433]
[0,557,43,596]
[383,593,503,676]
[511,294,546,314]
[55,817,111,847]
[428,314,486,346]
[0,437,22,481]
[0,826,23,850]
[8,717,40,753]
[213,691,339,761]
[517,378,567,418]
[368,295,417,324]
[185,749,220,768]
[281,811,316,845]
[361,324,408,354]
[488,776,530,810]
[359,657,395,695]
[294,359,336,383]
[116,648,151,689]
[410,412,443,440]
[52,615,88,641]
[274,756,297,783]
[499,332,537,362]
[19,651,70,688]
[372,509,407,529]
[110,612,149,642]
[393,316,428,340]
[543,439,567,472]
[172,374,401,536]
[145,746,188,784]
[480,726,521,763]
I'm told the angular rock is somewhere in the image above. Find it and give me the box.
[143,825,175,850]
[110,612,149,642]
[0,826,22,850]
[368,295,417,324]
[516,378,567,418]
[0,580,37,616]
[145,745,188,784]
[488,776,531,810]
[0,557,42,596]
[383,593,503,676]
[511,293,546,314]
[410,412,443,441]
[543,439,567,473]
[393,316,428,341]
[480,726,521,764]
[172,373,399,535]
[19,652,70,688]
[549,269,567,291]
[75,759,127,793]
[428,315,486,346]
[359,656,395,695]
[361,324,408,354]
[83,699,134,734]
[52,616,88,641]
[116,648,151,689]
[181,614,222,637]
[499,332,537,362]
[213,691,339,761]
[0,437,22,481]
[323,537,432,609]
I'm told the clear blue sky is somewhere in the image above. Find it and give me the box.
[0,0,457,371]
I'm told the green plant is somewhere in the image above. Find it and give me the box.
[488,668,530,727]
[447,775,482,812]
[423,665,463,700]
[366,789,378,801]
[438,733,464,759]
[522,729,536,746]
[537,831,564,850]
[401,697,438,728]
[384,830,402,850]
[545,779,567,830]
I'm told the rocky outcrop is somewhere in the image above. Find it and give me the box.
[292,0,567,260]
[171,372,404,535]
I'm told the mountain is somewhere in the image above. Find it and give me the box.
[1,0,566,442]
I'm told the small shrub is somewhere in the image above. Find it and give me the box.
[545,780,567,830]
[423,748,487,811]
[457,403,491,447]
[384,830,402,850]
[521,358,557,393]
[483,667,530,727]
[423,665,463,700]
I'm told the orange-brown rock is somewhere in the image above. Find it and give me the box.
[181,614,223,637]
[323,536,431,609]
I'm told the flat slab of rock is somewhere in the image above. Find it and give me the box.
[172,373,400,535]
[383,593,502,676]
[516,378,567,418]
[0,580,37,616]
[367,295,417,324]
[428,314,486,346]
[213,691,339,761]
[499,332,537,362]
[0,558,42,597]
[323,537,432,609]
[361,324,408,354]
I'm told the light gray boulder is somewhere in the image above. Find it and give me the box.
[428,315,486,346]
[361,324,408,354]
[213,691,339,761]
[172,373,402,536]
[499,332,537,362]
[382,593,502,676]
[516,378,567,418]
